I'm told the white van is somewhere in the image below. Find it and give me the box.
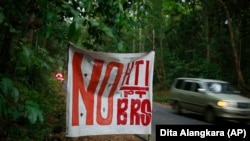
[169,77,250,123]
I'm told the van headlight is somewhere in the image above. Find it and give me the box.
[217,101,236,107]
[217,101,228,107]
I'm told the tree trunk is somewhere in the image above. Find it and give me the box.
[217,0,245,87]
[204,6,210,62]
[0,26,12,74]
[160,35,166,83]
[152,30,162,84]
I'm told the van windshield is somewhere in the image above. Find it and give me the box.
[206,82,238,94]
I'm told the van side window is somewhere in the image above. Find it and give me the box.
[192,83,201,92]
[175,79,184,89]
[183,82,192,91]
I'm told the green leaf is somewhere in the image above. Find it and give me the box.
[11,109,21,120]
[22,46,31,59]
[11,87,19,102]
[89,19,99,27]
[118,0,124,12]
[0,12,4,23]
[1,77,19,102]
[1,77,12,95]
[118,41,126,52]
[101,26,114,38]
[68,21,82,43]
[25,100,44,124]
[46,11,55,21]
[0,94,7,118]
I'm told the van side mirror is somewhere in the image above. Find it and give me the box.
[234,91,240,94]
[198,88,206,93]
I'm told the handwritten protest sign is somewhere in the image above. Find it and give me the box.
[66,44,155,137]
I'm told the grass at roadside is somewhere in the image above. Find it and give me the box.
[50,83,145,141]
[153,89,171,105]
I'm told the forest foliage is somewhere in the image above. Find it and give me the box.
[0,0,250,140]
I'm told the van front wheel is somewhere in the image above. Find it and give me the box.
[172,102,182,114]
[204,108,216,123]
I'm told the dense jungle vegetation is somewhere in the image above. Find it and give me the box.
[0,0,250,140]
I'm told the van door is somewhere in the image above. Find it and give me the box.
[179,81,195,111]
[188,82,206,113]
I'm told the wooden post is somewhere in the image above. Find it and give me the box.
[148,134,151,141]
[152,30,155,50]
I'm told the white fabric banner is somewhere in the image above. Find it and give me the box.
[66,44,155,137]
